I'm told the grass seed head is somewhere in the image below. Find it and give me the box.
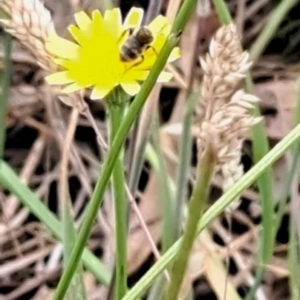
[0,0,57,70]
[197,24,261,210]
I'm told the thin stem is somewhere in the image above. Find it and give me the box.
[211,0,232,24]
[122,123,300,300]
[174,91,198,239]
[59,108,79,217]
[107,90,127,300]
[152,114,175,252]
[163,142,216,300]
[53,1,198,298]
[83,105,108,151]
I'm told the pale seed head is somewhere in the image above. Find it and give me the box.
[197,24,261,211]
[0,0,57,70]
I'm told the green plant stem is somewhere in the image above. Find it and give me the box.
[122,122,300,300]
[244,0,298,292]
[245,76,274,300]
[107,91,127,300]
[174,91,198,239]
[152,114,175,252]
[0,160,110,284]
[245,0,298,293]
[0,33,11,159]
[163,143,216,300]
[53,0,198,298]
[211,0,232,24]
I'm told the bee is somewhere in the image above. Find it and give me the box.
[119,26,155,64]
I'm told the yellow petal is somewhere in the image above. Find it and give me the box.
[68,24,86,45]
[61,82,83,93]
[125,70,149,81]
[92,10,105,36]
[104,8,123,39]
[46,34,79,59]
[148,15,168,33]
[74,11,92,33]
[121,81,141,96]
[92,10,104,23]
[157,71,173,82]
[168,47,181,62]
[45,71,74,85]
[53,58,67,66]
[123,7,144,29]
[91,84,115,100]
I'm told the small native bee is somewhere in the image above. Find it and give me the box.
[120,26,155,63]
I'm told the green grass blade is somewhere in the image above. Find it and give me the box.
[245,76,274,300]
[0,160,110,285]
[122,121,300,300]
[246,0,298,294]
[62,198,87,300]
[0,32,11,159]
[173,91,198,240]
[152,114,175,252]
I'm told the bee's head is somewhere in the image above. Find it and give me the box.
[136,27,154,44]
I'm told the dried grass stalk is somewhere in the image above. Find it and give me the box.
[198,24,261,210]
[0,0,56,70]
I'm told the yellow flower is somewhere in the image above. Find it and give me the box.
[45,7,181,100]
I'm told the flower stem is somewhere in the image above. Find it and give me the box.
[53,1,198,298]
[163,142,217,300]
[107,90,127,300]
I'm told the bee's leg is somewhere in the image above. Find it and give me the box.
[125,55,145,72]
[145,45,158,57]
[117,27,135,44]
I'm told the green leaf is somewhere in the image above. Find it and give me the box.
[0,161,111,285]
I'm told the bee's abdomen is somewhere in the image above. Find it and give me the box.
[120,47,139,61]
[120,38,143,62]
